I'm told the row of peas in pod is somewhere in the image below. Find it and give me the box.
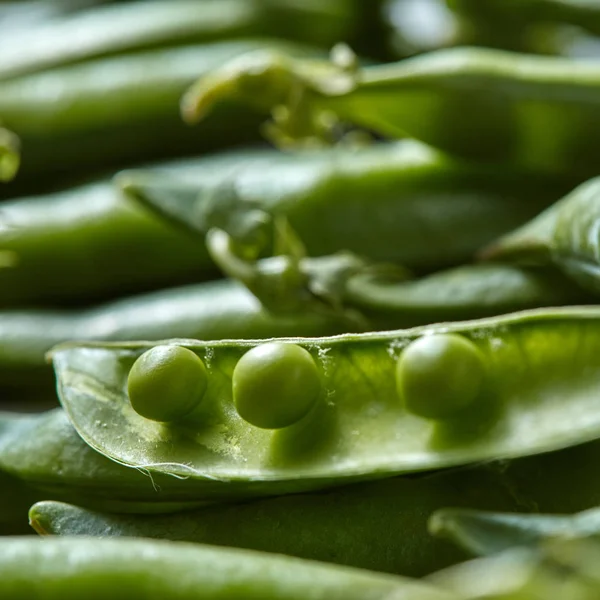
[7,1,600,598]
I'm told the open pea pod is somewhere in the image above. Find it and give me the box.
[52,306,600,498]
[0,127,19,182]
[482,176,600,295]
[182,44,600,176]
[429,506,600,558]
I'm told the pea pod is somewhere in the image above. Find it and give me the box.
[4,140,570,306]
[27,467,517,577]
[182,44,600,176]
[30,442,600,577]
[427,538,600,600]
[0,0,370,81]
[482,176,600,295]
[124,140,569,272]
[429,506,600,558]
[0,537,449,600]
[0,179,211,307]
[1,39,314,180]
[52,306,600,498]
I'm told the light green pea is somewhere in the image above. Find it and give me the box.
[232,342,321,429]
[396,333,485,419]
[127,345,207,422]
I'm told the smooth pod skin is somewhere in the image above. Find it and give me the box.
[52,307,600,497]
[0,179,212,307]
[183,45,600,177]
[233,342,321,429]
[396,334,486,419]
[483,176,600,295]
[429,505,600,558]
[0,537,447,600]
[125,140,575,272]
[0,0,361,82]
[128,345,208,422]
[24,466,526,577]
[0,39,314,180]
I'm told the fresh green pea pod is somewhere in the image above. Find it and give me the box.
[0,127,19,182]
[482,176,600,295]
[0,39,315,180]
[0,0,372,82]
[123,140,571,272]
[429,506,600,558]
[427,538,600,600]
[0,278,351,398]
[0,537,451,600]
[0,179,212,307]
[51,306,600,498]
[182,44,600,176]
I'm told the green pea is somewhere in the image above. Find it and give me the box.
[232,342,321,429]
[127,345,207,422]
[396,333,485,419]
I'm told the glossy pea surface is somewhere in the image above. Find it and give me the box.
[128,345,207,422]
[396,334,485,419]
[233,342,321,429]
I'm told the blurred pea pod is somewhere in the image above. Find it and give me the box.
[0,537,449,600]
[0,179,210,307]
[182,44,600,177]
[0,279,352,398]
[123,140,572,273]
[427,538,600,600]
[482,176,600,295]
[1,140,570,307]
[0,39,315,180]
[430,505,600,558]
[0,0,385,82]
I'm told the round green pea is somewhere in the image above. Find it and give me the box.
[232,342,321,429]
[396,333,485,420]
[127,345,208,422]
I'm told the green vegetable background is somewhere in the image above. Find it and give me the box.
[5,1,600,598]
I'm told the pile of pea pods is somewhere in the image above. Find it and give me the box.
[7,1,600,598]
